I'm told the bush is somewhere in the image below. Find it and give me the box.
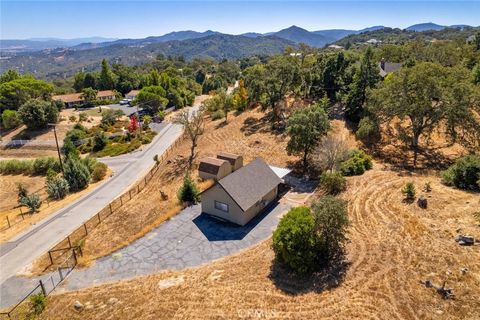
[340,149,373,176]
[1,109,21,130]
[101,109,123,126]
[73,122,87,131]
[312,196,349,261]
[64,158,91,192]
[18,99,59,130]
[17,183,28,202]
[32,157,59,175]
[320,172,347,194]
[46,176,69,200]
[65,128,87,143]
[80,157,98,174]
[19,194,42,213]
[0,159,33,175]
[93,131,108,151]
[141,135,152,144]
[78,112,88,122]
[356,116,380,143]
[272,206,318,274]
[211,109,225,120]
[177,172,200,205]
[29,293,47,315]
[441,155,480,192]
[91,162,107,182]
[402,182,416,201]
[62,139,80,160]
[69,115,77,122]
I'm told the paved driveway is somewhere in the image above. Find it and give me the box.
[59,201,290,291]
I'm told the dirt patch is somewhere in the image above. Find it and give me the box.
[38,166,480,319]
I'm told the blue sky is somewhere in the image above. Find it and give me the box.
[1,1,479,39]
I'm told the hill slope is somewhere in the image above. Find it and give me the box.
[272,25,332,47]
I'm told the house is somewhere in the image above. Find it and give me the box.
[216,152,243,171]
[366,38,381,45]
[201,158,282,226]
[126,90,140,100]
[327,44,344,50]
[379,59,402,77]
[198,157,232,181]
[52,93,83,108]
[52,90,116,107]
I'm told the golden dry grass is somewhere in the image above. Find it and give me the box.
[0,170,111,244]
[39,165,480,320]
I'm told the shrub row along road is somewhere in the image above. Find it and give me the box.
[0,122,183,292]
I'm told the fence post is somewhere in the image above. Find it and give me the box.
[48,251,53,266]
[39,279,47,296]
[109,203,113,214]
[6,216,11,229]
[129,190,132,200]
[120,197,123,206]
[145,177,147,185]
[72,248,78,265]
[67,236,72,248]
[97,213,101,223]
[58,267,63,281]
[83,224,88,236]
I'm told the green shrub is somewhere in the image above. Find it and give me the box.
[211,109,225,120]
[46,176,69,200]
[156,110,166,121]
[18,99,58,130]
[62,138,80,160]
[177,172,200,205]
[312,196,349,261]
[17,183,28,202]
[101,109,123,126]
[91,162,107,182]
[64,158,91,192]
[78,112,88,122]
[46,168,58,182]
[320,171,347,194]
[402,182,416,201]
[93,131,108,151]
[356,116,380,143]
[1,109,21,130]
[73,122,87,131]
[141,135,152,144]
[29,293,47,315]
[69,115,77,122]
[65,128,87,143]
[441,155,480,192]
[272,206,318,274]
[80,157,98,174]
[19,194,42,213]
[0,159,33,175]
[32,157,59,175]
[340,149,373,176]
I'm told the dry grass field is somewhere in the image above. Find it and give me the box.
[31,108,298,268]
[38,164,480,320]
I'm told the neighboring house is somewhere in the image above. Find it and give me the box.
[366,38,381,45]
[52,90,116,107]
[327,44,344,50]
[201,158,282,226]
[52,93,83,108]
[198,157,232,181]
[379,59,402,77]
[126,90,140,100]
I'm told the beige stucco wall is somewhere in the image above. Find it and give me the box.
[199,162,232,181]
[201,184,278,226]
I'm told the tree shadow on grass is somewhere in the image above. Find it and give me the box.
[241,112,284,137]
[269,255,350,295]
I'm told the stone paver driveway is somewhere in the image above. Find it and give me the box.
[61,201,290,291]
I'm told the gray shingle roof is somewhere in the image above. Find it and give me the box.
[218,158,281,211]
[199,157,228,175]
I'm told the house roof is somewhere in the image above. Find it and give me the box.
[199,157,229,175]
[218,158,281,211]
[268,165,292,179]
[379,62,402,77]
[52,93,82,103]
[126,90,140,97]
[52,90,115,103]
[216,152,241,166]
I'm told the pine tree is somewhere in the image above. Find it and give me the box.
[98,59,116,90]
[177,172,200,205]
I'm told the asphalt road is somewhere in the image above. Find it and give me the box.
[0,122,183,287]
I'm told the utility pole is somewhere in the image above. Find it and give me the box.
[49,123,64,175]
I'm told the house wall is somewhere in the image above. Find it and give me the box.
[198,162,232,181]
[201,184,278,226]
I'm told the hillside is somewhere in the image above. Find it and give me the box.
[0,34,294,80]
[271,25,332,47]
[335,26,480,45]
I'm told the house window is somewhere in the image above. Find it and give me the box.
[214,201,229,212]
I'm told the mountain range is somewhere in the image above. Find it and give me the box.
[2,22,476,54]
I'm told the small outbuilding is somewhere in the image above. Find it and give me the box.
[216,152,243,171]
[198,157,232,181]
[201,158,282,226]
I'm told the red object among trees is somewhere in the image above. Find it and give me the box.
[128,115,139,132]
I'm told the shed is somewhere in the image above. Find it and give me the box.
[216,152,243,171]
[198,157,232,181]
[201,158,281,226]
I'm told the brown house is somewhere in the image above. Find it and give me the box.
[52,90,116,107]
[201,158,281,226]
[198,157,232,181]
